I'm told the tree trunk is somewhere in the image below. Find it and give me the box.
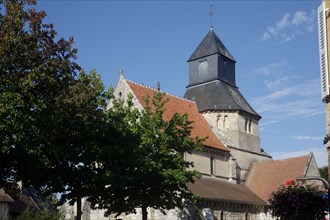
[76,195,82,220]
[141,204,148,220]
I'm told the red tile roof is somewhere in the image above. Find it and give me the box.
[126,80,229,152]
[0,188,14,203]
[245,154,310,202]
[188,177,266,206]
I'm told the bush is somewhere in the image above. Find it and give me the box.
[18,206,62,220]
[269,180,328,220]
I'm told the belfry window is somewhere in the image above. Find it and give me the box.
[245,118,248,132]
[245,118,252,133]
[223,115,228,130]
[217,115,221,130]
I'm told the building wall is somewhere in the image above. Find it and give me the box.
[305,154,321,177]
[185,151,233,180]
[108,74,144,111]
[202,111,261,153]
[0,203,9,220]
[217,54,236,86]
[228,147,271,181]
[188,54,219,87]
[79,203,277,220]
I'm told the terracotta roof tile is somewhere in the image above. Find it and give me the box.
[126,80,229,152]
[0,188,14,203]
[188,177,266,206]
[245,155,310,202]
[9,194,40,213]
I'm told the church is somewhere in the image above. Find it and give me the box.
[66,27,321,220]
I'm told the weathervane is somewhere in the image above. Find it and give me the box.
[208,2,214,29]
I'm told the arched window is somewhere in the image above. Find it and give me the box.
[245,118,248,132]
[217,114,221,130]
[223,115,228,130]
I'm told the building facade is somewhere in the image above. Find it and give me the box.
[64,27,321,220]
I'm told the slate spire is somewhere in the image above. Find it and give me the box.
[184,28,260,118]
[188,28,235,62]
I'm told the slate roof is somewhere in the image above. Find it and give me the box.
[126,80,229,152]
[184,80,260,118]
[245,154,310,202]
[188,177,266,206]
[188,28,235,62]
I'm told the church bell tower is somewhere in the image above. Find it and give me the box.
[184,28,270,175]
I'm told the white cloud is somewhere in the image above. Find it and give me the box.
[276,13,291,29]
[271,147,328,167]
[255,60,288,76]
[265,76,289,90]
[292,11,310,25]
[261,32,271,41]
[252,78,323,122]
[260,9,316,43]
[291,136,324,141]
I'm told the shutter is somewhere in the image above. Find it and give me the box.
[318,3,330,100]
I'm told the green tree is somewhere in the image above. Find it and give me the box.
[0,0,78,184]
[269,180,327,220]
[43,69,109,220]
[18,207,62,220]
[0,1,109,220]
[90,92,203,220]
[319,166,329,184]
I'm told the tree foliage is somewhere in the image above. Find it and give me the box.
[0,1,109,219]
[1,1,204,220]
[269,180,327,220]
[89,92,203,220]
[0,0,78,185]
[319,166,329,184]
[18,207,62,220]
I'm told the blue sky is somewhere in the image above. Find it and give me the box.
[36,0,327,166]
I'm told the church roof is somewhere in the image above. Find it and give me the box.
[188,28,235,62]
[0,188,14,203]
[126,80,229,152]
[188,177,266,206]
[184,80,260,118]
[245,154,311,202]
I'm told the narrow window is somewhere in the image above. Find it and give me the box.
[217,115,221,130]
[210,157,214,175]
[223,115,228,130]
[248,119,252,134]
[245,118,248,132]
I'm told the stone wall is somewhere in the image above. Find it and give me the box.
[228,147,272,181]
[202,111,261,153]
[107,74,144,111]
[185,151,233,180]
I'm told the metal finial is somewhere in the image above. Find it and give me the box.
[120,68,123,75]
[156,82,160,91]
[208,2,214,29]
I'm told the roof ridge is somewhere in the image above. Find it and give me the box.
[256,154,310,165]
[126,79,196,104]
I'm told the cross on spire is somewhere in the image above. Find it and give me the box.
[208,2,214,29]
